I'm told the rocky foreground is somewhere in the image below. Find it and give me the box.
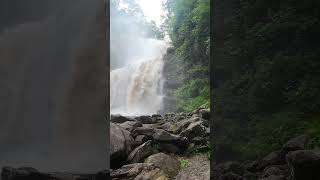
[213,134,320,180]
[110,108,210,180]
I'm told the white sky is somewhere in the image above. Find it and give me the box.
[136,0,165,25]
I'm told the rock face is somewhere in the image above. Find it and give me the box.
[213,135,320,180]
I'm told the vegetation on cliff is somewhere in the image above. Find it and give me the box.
[162,0,210,112]
[213,0,320,160]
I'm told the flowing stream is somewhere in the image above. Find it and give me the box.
[110,39,167,116]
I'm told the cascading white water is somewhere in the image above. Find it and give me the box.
[111,39,167,116]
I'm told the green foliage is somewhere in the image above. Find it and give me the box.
[163,0,210,112]
[175,78,209,112]
[179,158,189,168]
[213,0,320,161]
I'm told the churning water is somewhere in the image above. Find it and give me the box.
[110,39,168,116]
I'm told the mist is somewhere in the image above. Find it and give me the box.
[110,1,168,115]
[0,0,108,173]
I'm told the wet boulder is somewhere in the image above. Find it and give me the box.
[132,127,156,137]
[110,163,158,179]
[110,123,134,169]
[119,120,142,132]
[127,140,155,163]
[135,115,156,124]
[135,135,149,146]
[172,117,199,134]
[199,108,210,120]
[283,134,309,152]
[212,161,245,180]
[179,121,206,140]
[111,114,136,123]
[144,153,180,179]
[286,149,320,180]
[257,150,286,171]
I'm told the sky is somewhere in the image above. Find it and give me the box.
[136,0,165,25]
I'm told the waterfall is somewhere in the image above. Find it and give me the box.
[110,39,167,116]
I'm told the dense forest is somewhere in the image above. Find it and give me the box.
[162,0,210,112]
[213,0,320,162]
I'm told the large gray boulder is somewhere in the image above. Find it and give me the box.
[127,140,155,163]
[110,123,134,169]
[286,149,320,180]
[111,114,136,123]
[110,163,158,179]
[135,115,156,124]
[144,153,180,179]
[257,150,286,170]
[172,117,199,134]
[119,120,142,132]
[132,127,156,137]
[199,108,210,120]
[257,175,286,180]
[212,161,245,180]
[283,134,309,152]
[179,121,207,140]
[153,129,185,142]
[135,135,149,146]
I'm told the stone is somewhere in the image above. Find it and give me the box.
[243,160,260,172]
[111,114,136,123]
[286,149,320,180]
[220,172,243,180]
[172,117,199,134]
[257,150,286,170]
[283,134,309,152]
[145,153,180,179]
[179,121,206,140]
[110,123,134,169]
[111,163,156,179]
[135,135,149,146]
[153,129,185,142]
[132,127,156,137]
[159,122,175,132]
[199,108,210,120]
[134,168,163,180]
[257,175,286,180]
[119,120,142,132]
[212,161,245,180]
[127,140,155,163]
[261,166,286,177]
[135,115,156,124]
[155,142,182,153]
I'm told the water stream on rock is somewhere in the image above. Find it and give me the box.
[110,39,167,116]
